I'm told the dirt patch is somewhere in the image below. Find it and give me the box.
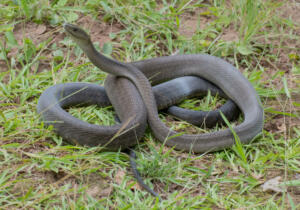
[2,2,299,207]
[279,2,300,32]
[221,28,239,42]
[270,2,300,70]
[0,60,9,77]
[256,1,300,136]
[8,22,60,58]
[179,6,215,38]
[77,15,123,48]
[2,15,123,77]
[13,22,48,45]
[1,22,61,75]
[264,109,299,139]
[11,17,120,50]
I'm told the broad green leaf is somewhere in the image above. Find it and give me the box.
[282,76,291,98]
[66,12,79,22]
[20,0,30,18]
[57,0,67,7]
[237,43,253,55]
[102,42,113,55]
[5,31,18,46]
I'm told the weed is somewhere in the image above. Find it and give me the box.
[0,0,299,209]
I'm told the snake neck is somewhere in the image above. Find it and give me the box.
[84,41,128,76]
[82,39,159,118]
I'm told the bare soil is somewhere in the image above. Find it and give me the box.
[2,1,299,205]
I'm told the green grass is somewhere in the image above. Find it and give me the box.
[1,0,300,209]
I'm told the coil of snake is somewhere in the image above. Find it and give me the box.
[37,23,264,200]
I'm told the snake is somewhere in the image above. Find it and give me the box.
[37,23,263,199]
[38,79,237,201]
[37,76,238,148]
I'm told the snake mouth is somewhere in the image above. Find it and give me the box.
[63,23,78,37]
[63,23,90,42]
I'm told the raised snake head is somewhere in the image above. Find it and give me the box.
[63,23,92,51]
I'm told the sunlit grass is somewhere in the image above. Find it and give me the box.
[0,0,299,209]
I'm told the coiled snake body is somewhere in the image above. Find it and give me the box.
[37,23,263,199]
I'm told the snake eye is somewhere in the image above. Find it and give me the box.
[73,28,78,32]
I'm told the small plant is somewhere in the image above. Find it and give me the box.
[0,0,299,209]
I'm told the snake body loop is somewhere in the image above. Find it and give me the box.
[37,23,264,199]
[61,24,263,153]
[39,23,263,152]
[37,76,237,149]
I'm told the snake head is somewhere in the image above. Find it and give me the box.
[63,23,92,48]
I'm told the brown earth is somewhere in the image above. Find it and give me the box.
[2,0,299,206]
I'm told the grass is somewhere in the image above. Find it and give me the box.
[1,0,299,209]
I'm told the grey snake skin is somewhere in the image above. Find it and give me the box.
[37,23,263,199]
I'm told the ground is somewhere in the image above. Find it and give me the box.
[0,0,299,209]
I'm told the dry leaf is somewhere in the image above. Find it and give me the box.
[36,25,46,35]
[115,169,126,185]
[87,185,113,198]
[99,186,113,197]
[86,186,101,198]
[277,123,286,133]
[115,169,142,191]
[129,180,143,191]
[262,176,286,193]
